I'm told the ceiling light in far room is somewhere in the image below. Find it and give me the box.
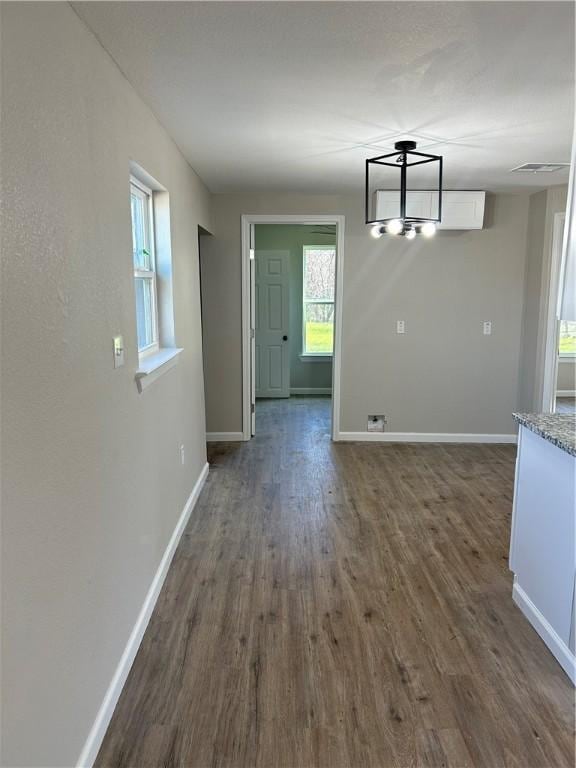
[371,224,384,239]
[405,227,417,240]
[421,222,437,238]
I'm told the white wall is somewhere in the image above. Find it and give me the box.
[1,4,212,765]
[201,192,529,436]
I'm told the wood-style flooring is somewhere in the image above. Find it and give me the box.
[96,397,575,768]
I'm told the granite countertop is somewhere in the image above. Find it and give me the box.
[513,413,576,457]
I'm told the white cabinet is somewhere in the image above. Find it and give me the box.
[439,191,485,229]
[375,190,485,230]
[375,191,433,221]
[509,425,576,682]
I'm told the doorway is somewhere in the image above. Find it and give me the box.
[542,212,576,413]
[241,215,345,441]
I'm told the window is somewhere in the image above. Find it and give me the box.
[130,178,159,356]
[302,246,335,356]
[559,320,576,356]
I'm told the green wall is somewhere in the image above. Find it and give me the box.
[255,224,334,391]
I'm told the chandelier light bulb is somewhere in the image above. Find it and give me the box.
[405,227,416,240]
[421,222,437,238]
[370,225,383,239]
[386,218,403,236]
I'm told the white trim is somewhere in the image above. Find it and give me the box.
[290,387,332,395]
[512,581,576,684]
[542,212,567,411]
[76,462,209,768]
[241,214,345,443]
[135,347,183,392]
[206,432,244,442]
[335,431,518,444]
[131,178,160,355]
[556,390,576,397]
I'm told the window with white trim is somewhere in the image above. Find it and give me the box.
[302,246,335,356]
[130,178,159,356]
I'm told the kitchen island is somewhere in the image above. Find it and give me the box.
[510,413,575,682]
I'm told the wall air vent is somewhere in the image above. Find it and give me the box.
[510,163,569,173]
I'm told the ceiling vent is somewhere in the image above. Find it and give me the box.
[510,162,569,173]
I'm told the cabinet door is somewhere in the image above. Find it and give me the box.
[438,191,485,229]
[375,191,432,221]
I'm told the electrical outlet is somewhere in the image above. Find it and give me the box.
[180,444,185,465]
[396,320,405,334]
[368,415,386,432]
[483,321,492,335]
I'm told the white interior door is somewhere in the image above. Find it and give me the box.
[255,249,290,398]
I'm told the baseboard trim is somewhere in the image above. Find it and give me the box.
[556,390,576,397]
[335,431,518,444]
[206,432,245,442]
[76,461,210,768]
[512,581,575,684]
[290,388,332,395]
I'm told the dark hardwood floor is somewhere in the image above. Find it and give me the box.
[96,397,574,768]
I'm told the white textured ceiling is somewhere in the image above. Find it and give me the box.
[73,1,574,194]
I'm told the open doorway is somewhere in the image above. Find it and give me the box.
[542,212,576,414]
[241,215,344,440]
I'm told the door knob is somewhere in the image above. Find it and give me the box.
[282,335,288,341]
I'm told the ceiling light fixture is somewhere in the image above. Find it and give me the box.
[386,218,403,236]
[365,140,443,239]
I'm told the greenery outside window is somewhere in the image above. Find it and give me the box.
[559,320,576,356]
[302,246,335,357]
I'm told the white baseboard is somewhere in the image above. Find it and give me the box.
[556,390,576,397]
[206,431,245,442]
[512,581,575,684]
[290,388,332,395]
[76,462,209,768]
[335,431,517,444]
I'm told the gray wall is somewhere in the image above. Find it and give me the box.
[557,359,576,392]
[1,4,212,765]
[518,185,569,410]
[202,192,530,435]
[255,225,334,391]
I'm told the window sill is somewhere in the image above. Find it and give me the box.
[558,354,576,361]
[299,354,333,363]
[135,347,183,392]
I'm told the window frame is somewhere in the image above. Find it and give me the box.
[301,245,336,358]
[130,176,159,358]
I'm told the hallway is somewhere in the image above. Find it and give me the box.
[96,399,574,767]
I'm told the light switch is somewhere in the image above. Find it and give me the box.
[483,321,492,336]
[396,320,405,334]
[113,335,124,368]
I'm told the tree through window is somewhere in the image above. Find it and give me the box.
[302,246,335,355]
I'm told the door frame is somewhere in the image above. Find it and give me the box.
[241,214,345,441]
[541,211,567,412]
